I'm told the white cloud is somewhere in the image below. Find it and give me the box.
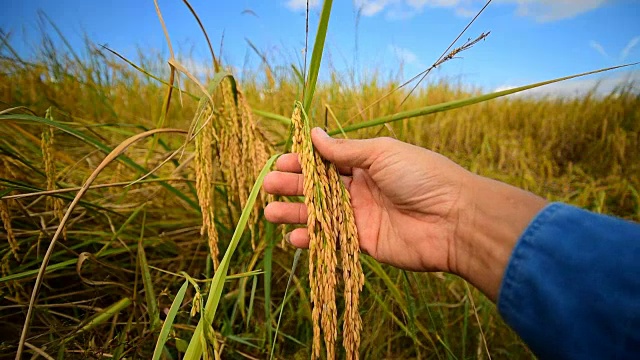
[355,0,394,16]
[389,44,421,66]
[494,84,516,92]
[494,70,640,98]
[455,6,478,18]
[589,40,610,59]
[588,36,640,63]
[621,36,640,61]
[504,0,609,22]
[285,0,320,11]
[347,0,608,22]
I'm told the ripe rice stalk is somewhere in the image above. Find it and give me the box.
[1,152,26,183]
[0,199,20,261]
[291,102,364,360]
[41,112,66,239]
[194,100,220,269]
[216,76,273,249]
[334,166,365,360]
[191,73,273,267]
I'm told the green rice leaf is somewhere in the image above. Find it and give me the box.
[270,248,302,360]
[183,154,279,360]
[138,210,161,331]
[302,0,334,114]
[152,280,189,360]
[252,109,292,126]
[63,297,132,344]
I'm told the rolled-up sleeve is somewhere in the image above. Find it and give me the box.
[498,202,640,359]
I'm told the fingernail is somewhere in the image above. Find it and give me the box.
[284,232,292,244]
[312,127,329,139]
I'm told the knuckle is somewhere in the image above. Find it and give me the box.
[377,136,397,146]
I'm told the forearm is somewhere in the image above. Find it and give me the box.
[452,173,548,301]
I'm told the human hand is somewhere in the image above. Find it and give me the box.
[263,128,471,274]
[263,128,547,301]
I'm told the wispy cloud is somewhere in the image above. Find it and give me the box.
[285,0,320,11]
[588,36,640,63]
[621,36,640,61]
[494,70,640,98]
[589,40,610,60]
[454,6,478,18]
[507,0,609,22]
[349,0,608,22]
[355,0,393,16]
[388,44,424,68]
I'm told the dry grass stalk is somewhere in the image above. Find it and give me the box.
[291,104,364,359]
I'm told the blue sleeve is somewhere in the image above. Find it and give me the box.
[497,202,640,360]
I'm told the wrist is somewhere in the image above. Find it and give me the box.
[451,173,547,301]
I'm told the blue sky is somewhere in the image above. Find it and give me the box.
[2,0,639,96]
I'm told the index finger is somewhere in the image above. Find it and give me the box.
[277,152,353,175]
[276,153,302,173]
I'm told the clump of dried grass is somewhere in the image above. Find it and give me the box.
[291,104,364,360]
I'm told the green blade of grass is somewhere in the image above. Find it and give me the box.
[270,248,302,360]
[331,63,638,135]
[0,114,199,210]
[183,154,279,360]
[0,258,77,283]
[138,210,161,331]
[302,0,334,113]
[152,279,189,360]
[252,109,292,126]
[0,240,166,283]
[291,64,304,89]
[62,297,132,344]
[363,280,424,348]
[180,0,219,70]
[97,203,146,256]
[361,256,406,309]
[246,273,258,330]
[263,221,276,347]
[402,271,419,351]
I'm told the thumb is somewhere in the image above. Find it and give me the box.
[311,127,384,169]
